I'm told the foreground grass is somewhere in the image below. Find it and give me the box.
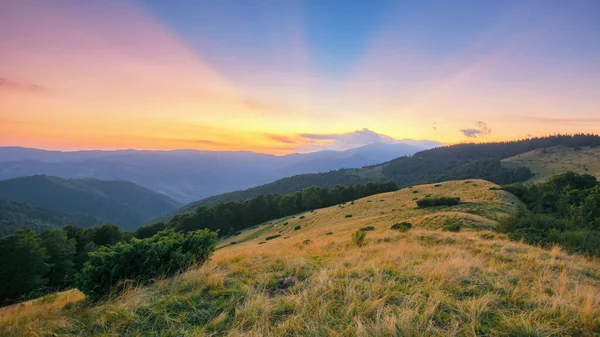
[1,180,599,336]
[2,229,599,336]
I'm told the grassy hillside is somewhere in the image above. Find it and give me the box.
[0,176,181,230]
[2,179,599,335]
[0,199,99,236]
[502,146,600,183]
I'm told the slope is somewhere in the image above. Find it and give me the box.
[3,179,599,336]
[502,145,600,183]
[0,176,180,230]
[0,199,99,236]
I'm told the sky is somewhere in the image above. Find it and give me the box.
[1,0,599,154]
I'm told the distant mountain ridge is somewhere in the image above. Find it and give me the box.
[0,176,180,231]
[0,142,438,203]
[169,134,600,218]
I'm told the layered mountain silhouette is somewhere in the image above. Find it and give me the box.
[0,142,438,203]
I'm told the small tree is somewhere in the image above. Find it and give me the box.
[352,230,366,247]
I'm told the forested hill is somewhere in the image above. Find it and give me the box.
[0,199,99,236]
[0,176,181,231]
[176,134,600,212]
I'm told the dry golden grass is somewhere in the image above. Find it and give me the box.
[1,179,599,336]
[502,145,600,183]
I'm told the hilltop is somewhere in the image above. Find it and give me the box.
[0,176,180,231]
[502,146,600,183]
[3,179,599,336]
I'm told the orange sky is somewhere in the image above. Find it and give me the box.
[1,0,599,154]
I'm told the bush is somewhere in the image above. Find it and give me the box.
[390,222,412,232]
[345,214,352,218]
[359,226,375,232]
[299,215,305,219]
[325,232,334,235]
[265,234,281,241]
[75,229,217,301]
[294,226,301,231]
[442,220,461,232]
[417,197,460,208]
[352,230,366,247]
[434,184,442,187]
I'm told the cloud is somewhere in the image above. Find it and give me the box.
[299,128,440,151]
[266,134,297,144]
[302,128,398,146]
[0,77,44,92]
[460,121,492,138]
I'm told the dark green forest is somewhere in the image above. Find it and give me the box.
[0,199,98,236]
[500,172,600,256]
[179,134,600,211]
[0,176,180,233]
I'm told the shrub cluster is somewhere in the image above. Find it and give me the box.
[75,229,217,301]
[390,222,412,232]
[352,230,366,247]
[417,197,460,208]
[359,226,375,232]
[265,234,281,241]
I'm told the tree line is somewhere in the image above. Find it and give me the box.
[152,181,397,236]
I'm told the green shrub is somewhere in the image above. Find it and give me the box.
[352,230,366,247]
[265,234,281,241]
[359,226,375,232]
[390,222,412,232]
[299,216,305,219]
[302,240,312,245]
[434,184,442,187]
[282,222,288,226]
[325,232,333,235]
[75,229,217,301]
[412,190,419,194]
[417,197,460,208]
[294,226,301,231]
[230,241,237,245]
[442,220,461,232]
[345,214,352,218]
[258,241,266,245]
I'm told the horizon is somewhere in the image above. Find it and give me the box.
[2,0,600,154]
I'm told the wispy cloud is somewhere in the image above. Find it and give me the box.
[460,121,492,138]
[0,77,44,92]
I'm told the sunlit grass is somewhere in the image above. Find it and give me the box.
[1,180,598,336]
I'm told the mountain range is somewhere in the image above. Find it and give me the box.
[0,142,439,203]
[0,176,180,231]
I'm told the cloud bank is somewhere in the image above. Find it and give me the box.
[297,128,441,152]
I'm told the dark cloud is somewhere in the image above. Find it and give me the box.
[460,121,491,138]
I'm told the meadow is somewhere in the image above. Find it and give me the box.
[1,180,599,336]
[502,146,600,184]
